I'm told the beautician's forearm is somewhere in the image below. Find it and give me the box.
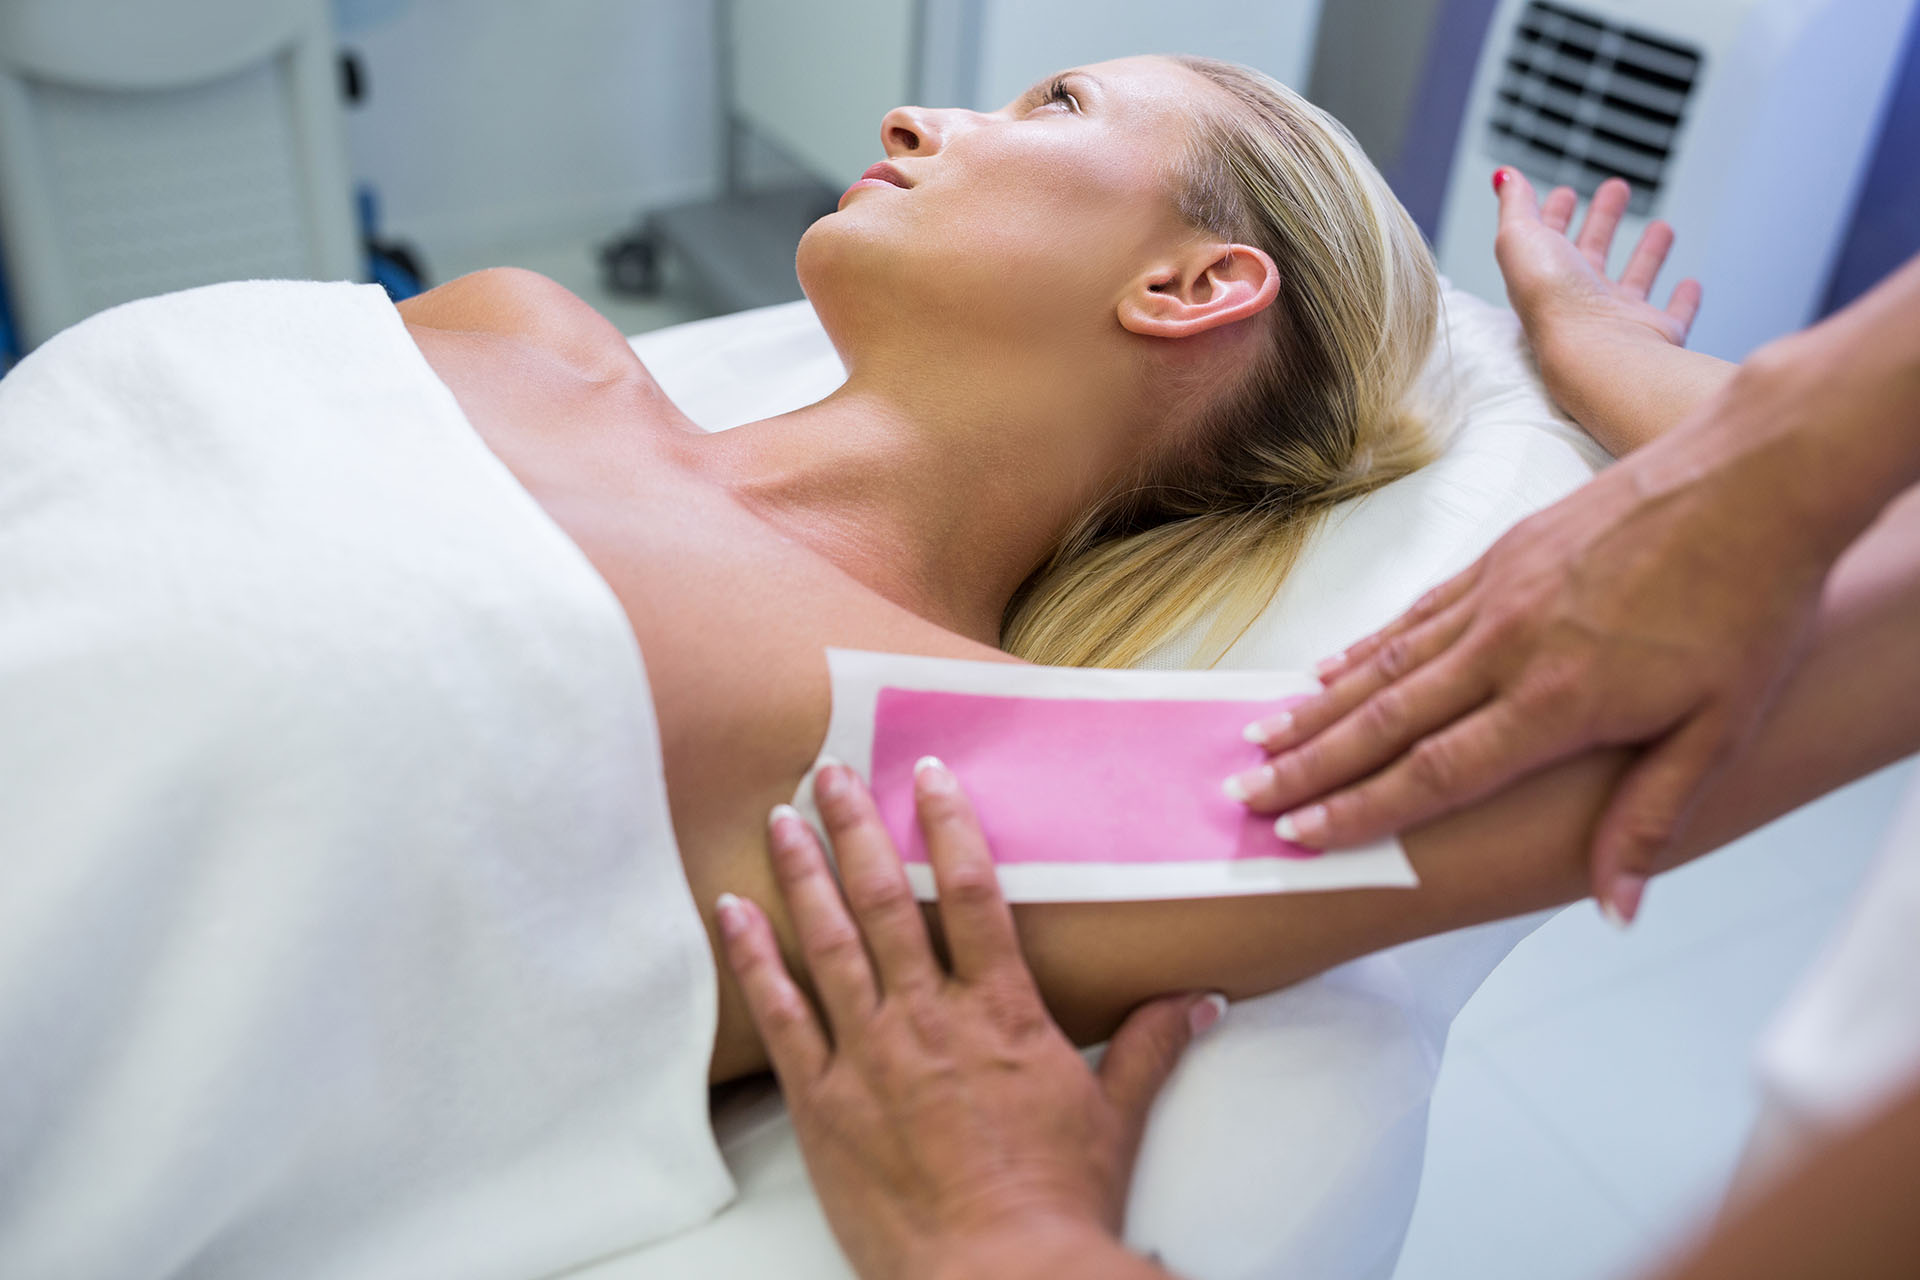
[1413,482,1920,921]
[929,1220,1173,1280]
[1641,1071,1920,1280]
[1746,253,1920,552]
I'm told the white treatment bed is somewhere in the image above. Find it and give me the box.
[570,284,1609,1280]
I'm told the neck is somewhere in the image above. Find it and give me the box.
[698,362,1124,646]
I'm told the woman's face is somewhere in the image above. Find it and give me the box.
[797,56,1220,355]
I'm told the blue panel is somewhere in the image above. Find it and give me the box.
[0,250,17,375]
[1820,5,1920,313]
[1390,0,1502,243]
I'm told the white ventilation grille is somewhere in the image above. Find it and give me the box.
[35,58,312,317]
[1486,0,1703,213]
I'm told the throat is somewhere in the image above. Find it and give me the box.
[701,381,1094,649]
[749,495,1021,648]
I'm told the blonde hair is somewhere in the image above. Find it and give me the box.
[1001,56,1444,668]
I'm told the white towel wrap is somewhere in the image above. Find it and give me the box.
[0,281,733,1279]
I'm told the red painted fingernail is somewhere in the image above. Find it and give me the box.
[1492,167,1510,193]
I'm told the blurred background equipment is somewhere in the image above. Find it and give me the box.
[604,0,1326,315]
[1,0,1912,370]
[1435,0,1918,361]
[0,0,362,352]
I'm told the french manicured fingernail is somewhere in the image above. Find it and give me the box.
[1602,873,1646,930]
[768,802,802,835]
[1314,651,1346,682]
[814,758,847,801]
[1275,804,1327,846]
[716,891,747,938]
[1190,992,1228,1035]
[914,754,955,792]
[1243,710,1292,745]
[1222,763,1273,803]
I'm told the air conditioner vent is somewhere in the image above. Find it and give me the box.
[1486,0,1703,213]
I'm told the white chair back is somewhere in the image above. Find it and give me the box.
[0,0,359,350]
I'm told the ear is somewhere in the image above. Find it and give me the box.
[1117,243,1280,339]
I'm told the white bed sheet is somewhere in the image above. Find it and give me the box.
[572,286,1604,1280]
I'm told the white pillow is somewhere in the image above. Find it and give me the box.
[598,288,1602,1280]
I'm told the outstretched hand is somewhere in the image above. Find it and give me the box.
[717,757,1218,1280]
[1493,167,1701,355]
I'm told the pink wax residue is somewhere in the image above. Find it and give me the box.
[869,687,1320,867]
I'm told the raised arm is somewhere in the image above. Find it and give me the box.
[1491,170,1730,453]
[1008,480,1920,1041]
[720,538,1920,1280]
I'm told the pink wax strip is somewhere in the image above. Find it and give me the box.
[869,687,1321,869]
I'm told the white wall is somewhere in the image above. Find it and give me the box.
[732,0,915,187]
[729,0,1324,188]
[340,0,721,263]
[971,0,1322,113]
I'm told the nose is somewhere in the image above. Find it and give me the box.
[881,104,971,157]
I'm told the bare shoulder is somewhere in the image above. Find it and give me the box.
[397,267,642,383]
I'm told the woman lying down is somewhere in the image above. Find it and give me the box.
[2,53,1911,1280]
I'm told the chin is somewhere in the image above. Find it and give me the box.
[793,215,841,302]
[795,212,901,355]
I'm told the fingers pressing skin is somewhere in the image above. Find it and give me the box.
[1240,649,1496,824]
[766,772,879,1032]
[1311,565,1480,688]
[1098,993,1217,1146]
[914,757,1032,989]
[807,765,942,999]
[1251,604,1478,760]
[1588,711,1729,925]
[716,891,831,1084]
[1271,699,1551,847]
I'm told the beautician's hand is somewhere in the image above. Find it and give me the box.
[1226,192,1920,926]
[1228,225,1920,921]
[1234,359,1849,923]
[716,759,1217,1280]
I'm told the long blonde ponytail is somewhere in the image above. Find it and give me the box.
[1002,57,1444,668]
